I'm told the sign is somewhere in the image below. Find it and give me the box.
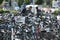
[15,7,19,10]
[14,16,25,24]
[57,15,60,20]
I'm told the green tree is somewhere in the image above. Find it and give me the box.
[35,0,44,5]
[17,0,24,7]
[9,0,11,6]
[24,0,30,4]
[0,0,3,5]
[17,0,30,7]
[5,0,8,2]
[46,0,52,6]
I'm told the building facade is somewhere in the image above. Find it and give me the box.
[52,0,60,7]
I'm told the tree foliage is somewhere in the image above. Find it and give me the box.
[24,0,30,5]
[35,0,44,5]
[17,0,24,7]
[46,0,52,6]
[5,0,8,2]
[9,0,11,6]
[0,0,3,5]
[17,0,30,7]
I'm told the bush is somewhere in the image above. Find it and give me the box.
[0,8,10,14]
[0,10,4,13]
[52,10,60,16]
[10,10,17,13]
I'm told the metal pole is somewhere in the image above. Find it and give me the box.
[11,28,14,40]
[33,0,35,14]
[33,0,35,5]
